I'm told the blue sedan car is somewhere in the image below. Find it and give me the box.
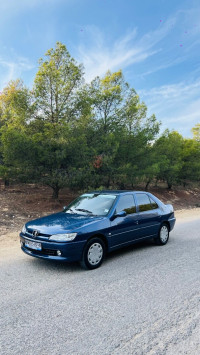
[20,191,176,269]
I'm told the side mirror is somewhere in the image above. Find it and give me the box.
[110,210,127,220]
[116,210,127,218]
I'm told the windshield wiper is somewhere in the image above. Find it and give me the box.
[65,208,78,214]
[75,208,94,215]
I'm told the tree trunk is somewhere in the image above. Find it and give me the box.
[4,179,10,187]
[167,181,172,189]
[52,185,60,199]
[154,178,159,187]
[105,175,110,188]
[145,179,151,191]
[119,182,125,190]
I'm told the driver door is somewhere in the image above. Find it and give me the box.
[109,194,140,249]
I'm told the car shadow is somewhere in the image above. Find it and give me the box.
[106,239,156,263]
[30,239,156,272]
[30,258,82,273]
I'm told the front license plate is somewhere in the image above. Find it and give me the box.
[25,240,42,251]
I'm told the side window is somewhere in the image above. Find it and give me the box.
[115,195,136,215]
[149,196,159,210]
[136,193,153,212]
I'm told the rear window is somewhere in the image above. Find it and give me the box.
[149,196,158,209]
[136,193,154,212]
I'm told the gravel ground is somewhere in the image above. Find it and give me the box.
[0,209,200,355]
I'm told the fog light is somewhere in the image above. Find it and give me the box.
[57,250,62,256]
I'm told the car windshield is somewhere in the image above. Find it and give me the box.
[65,193,117,216]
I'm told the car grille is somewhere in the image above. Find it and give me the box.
[25,247,57,256]
[42,249,57,256]
[26,229,50,239]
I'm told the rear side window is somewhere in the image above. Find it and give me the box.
[149,196,159,209]
[136,193,155,212]
[115,194,136,215]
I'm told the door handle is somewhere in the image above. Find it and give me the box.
[135,221,139,224]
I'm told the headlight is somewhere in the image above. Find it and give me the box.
[21,225,27,234]
[49,233,77,241]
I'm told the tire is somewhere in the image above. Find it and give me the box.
[80,237,106,270]
[155,223,169,245]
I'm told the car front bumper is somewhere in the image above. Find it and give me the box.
[20,233,86,262]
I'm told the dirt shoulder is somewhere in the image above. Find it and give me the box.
[175,207,200,222]
[0,183,77,235]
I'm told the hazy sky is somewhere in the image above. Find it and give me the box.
[0,0,200,136]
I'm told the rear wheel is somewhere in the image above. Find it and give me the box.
[155,223,169,245]
[80,237,105,270]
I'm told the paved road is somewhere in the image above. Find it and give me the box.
[0,214,200,355]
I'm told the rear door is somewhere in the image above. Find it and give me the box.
[110,194,140,249]
[135,193,161,239]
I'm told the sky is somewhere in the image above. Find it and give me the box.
[0,0,200,137]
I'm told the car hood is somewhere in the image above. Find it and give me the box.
[25,212,105,235]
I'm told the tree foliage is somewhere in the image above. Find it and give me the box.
[34,41,83,124]
[192,123,200,142]
[0,42,199,197]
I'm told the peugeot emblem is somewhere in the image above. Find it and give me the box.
[33,230,39,238]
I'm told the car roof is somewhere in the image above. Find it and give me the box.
[87,190,150,195]
[86,190,163,206]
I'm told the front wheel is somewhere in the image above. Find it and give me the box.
[80,237,106,270]
[155,223,169,245]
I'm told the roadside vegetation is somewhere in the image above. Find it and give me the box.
[0,42,200,198]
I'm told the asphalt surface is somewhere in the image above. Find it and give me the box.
[0,214,200,355]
